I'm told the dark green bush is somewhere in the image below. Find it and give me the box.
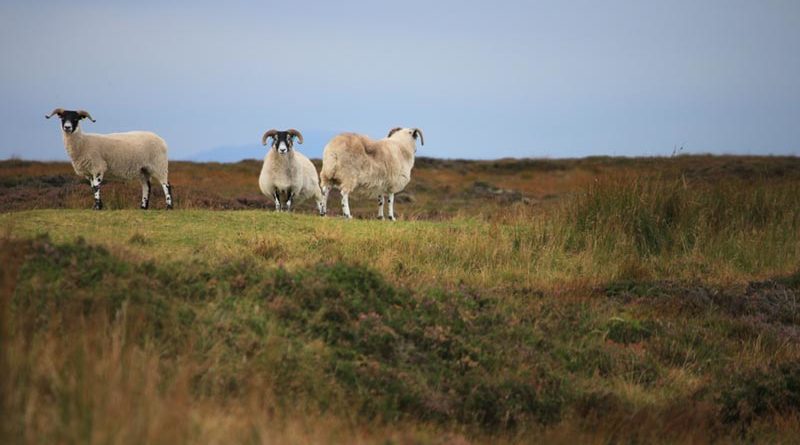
[719,362,800,426]
[605,317,654,344]
[11,237,567,430]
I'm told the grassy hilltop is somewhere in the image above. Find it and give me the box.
[2,155,800,443]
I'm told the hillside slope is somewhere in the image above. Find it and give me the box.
[2,156,800,443]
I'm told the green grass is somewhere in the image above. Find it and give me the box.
[4,176,798,291]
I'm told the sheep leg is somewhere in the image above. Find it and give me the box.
[162,183,174,209]
[139,173,151,210]
[285,189,294,212]
[273,191,281,212]
[387,193,396,221]
[321,186,330,216]
[377,195,385,220]
[90,174,103,210]
[341,190,352,219]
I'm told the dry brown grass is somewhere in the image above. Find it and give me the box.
[4,155,798,217]
[2,155,800,444]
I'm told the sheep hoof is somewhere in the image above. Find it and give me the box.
[378,216,384,220]
[93,202,103,210]
[166,204,173,210]
[388,216,396,222]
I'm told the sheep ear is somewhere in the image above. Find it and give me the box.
[287,129,304,145]
[77,110,96,122]
[45,108,64,119]
[413,128,424,146]
[262,129,278,146]
[387,127,402,138]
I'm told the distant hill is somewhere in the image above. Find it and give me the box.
[188,129,338,162]
[189,144,263,163]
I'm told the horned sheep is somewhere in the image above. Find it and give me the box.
[319,127,423,220]
[258,129,325,214]
[45,108,174,210]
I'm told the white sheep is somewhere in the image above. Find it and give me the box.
[45,108,174,210]
[258,129,325,215]
[319,127,423,220]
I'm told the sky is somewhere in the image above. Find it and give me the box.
[1,0,798,161]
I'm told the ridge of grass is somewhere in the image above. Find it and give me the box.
[2,173,797,291]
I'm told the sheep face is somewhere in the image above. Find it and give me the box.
[58,111,83,134]
[274,132,295,155]
[45,108,95,134]
[262,129,304,155]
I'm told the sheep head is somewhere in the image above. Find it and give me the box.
[46,108,96,134]
[387,127,424,146]
[262,129,303,155]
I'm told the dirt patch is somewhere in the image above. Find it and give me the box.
[464,181,528,203]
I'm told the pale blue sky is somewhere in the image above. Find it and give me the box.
[1,0,798,161]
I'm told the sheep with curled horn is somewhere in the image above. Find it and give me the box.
[319,127,423,220]
[45,108,174,210]
[258,128,325,214]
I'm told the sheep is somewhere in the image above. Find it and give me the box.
[45,108,174,210]
[258,129,325,215]
[319,127,423,220]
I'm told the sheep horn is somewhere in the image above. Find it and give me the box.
[77,110,96,123]
[413,128,424,146]
[262,129,279,146]
[45,108,64,119]
[387,127,403,138]
[287,129,304,144]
